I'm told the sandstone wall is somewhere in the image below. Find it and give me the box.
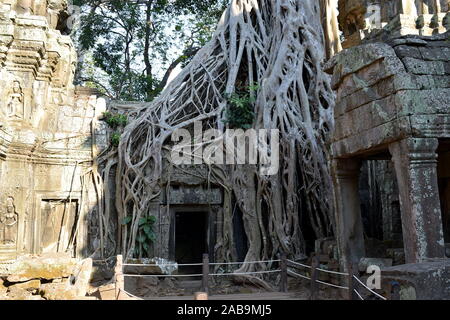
[0,1,106,260]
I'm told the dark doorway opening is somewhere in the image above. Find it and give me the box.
[175,211,208,274]
[437,139,450,246]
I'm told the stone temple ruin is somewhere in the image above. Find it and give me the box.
[0,0,449,300]
[0,1,106,262]
[326,0,450,299]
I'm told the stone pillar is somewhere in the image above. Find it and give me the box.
[332,158,365,267]
[389,138,445,264]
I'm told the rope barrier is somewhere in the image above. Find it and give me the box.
[123,263,202,267]
[119,288,144,300]
[209,259,281,266]
[287,269,311,281]
[286,260,311,269]
[123,273,203,278]
[209,270,281,276]
[353,275,387,300]
[315,279,349,290]
[316,267,349,277]
[354,289,364,300]
[115,256,389,301]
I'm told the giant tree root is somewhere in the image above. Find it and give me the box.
[109,0,335,270]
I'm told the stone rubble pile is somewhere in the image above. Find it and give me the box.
[0,253,93,300]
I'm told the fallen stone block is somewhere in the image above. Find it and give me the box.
[0,278,7,294]
[97,283,116,300]
[7,253,77,282]
[380,259,450,300]
[7,287,35,300]
[39,283,78,300]
[124,257,178,275]
[72,258,93,297]
[9,279,41,292]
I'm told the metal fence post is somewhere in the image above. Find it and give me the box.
[202,253,209,294]
[310,255,319,300]
[280,253,288,293]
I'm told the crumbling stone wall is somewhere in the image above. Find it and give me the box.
[326,30,450,266]
[0,0,107,261]
[338,0,449,48]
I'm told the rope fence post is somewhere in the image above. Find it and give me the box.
[202,253,209,294]
[310,255,319,300]
[280,253,288,293]
[195,292,209,300]
[115,255,124,300]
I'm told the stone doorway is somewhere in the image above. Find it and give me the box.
[438,139,450,245]
[172,209,209,274]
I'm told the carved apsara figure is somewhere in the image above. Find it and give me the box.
[7,80,24,119]
[0,197,19,245]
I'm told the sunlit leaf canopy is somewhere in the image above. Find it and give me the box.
[73,0,228,101]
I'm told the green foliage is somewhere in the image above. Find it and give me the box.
[110,132,121,147]
[122,215,157,258]
[103,112,128,129]
[102,112,128,148]
[138,215,157,245]
[223,83,260,129]
[122,216,132,225]
[74,0,228,101]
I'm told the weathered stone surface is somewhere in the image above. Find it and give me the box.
[39,283,78,301]
[7,287,34,300]
[329,31,450,268]
[387,248,406,265]
[380,259,450,300]
[124,257,178,275]
[402,57,447,75]
[97,283,116,300]
[358,257,393,272]
[395,45,422,59]
[0,278,7,295]
[0,1,108,261]
[338,0,448,49]
[8,279,41,292]
[389,138,445,263]
[163,186,223,205]
[6,253,77,282]
[162,278,176,290]
[72,258,93,297]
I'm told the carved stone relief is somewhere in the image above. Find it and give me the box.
[0,197,18,246]
[6,80,24,120]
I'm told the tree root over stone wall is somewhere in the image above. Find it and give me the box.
[106,0,335,278]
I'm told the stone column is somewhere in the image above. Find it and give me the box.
[389,138,445,263]
[332,158,365,267]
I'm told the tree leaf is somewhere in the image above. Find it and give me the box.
[139,217,147,226]
[122,216,132,225]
